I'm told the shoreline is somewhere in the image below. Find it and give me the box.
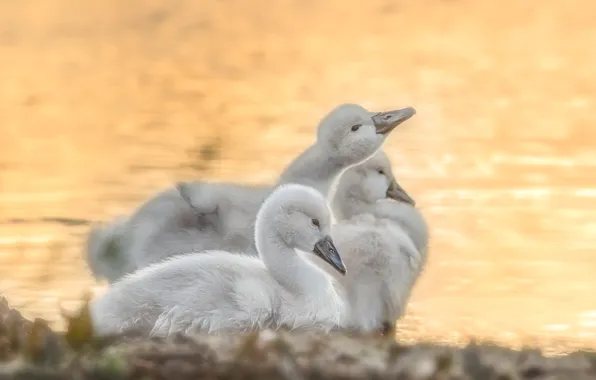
[2,296,596,380]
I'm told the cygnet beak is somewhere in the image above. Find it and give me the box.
[386,180,416,206]
[372,107,416,135]
[313,235,346,275]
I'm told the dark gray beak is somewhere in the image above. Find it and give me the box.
[372,107,416,135]
[313,235,346,275]
[386,180,416,206]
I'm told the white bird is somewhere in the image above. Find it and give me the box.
[313,151,429,334]
[89,184,347,338]
[86,104,416,283]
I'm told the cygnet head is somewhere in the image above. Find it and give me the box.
[333,151,415,219]
[255,184,346,275]
[316,104,416,165]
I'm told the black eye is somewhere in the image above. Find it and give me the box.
[350,124,361,132]
[310,218,320,228]
[377,169,385,175]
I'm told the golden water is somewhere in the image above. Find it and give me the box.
[1,0,595,354]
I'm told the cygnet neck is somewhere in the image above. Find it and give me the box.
[256,227,331,297]
[277,144,349,196]
[331,183,372,221]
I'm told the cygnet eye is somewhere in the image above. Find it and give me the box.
[350,124,362,132]
[377,169,385,175]
[310,218,320,229]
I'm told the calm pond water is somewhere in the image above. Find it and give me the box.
[1,0,595,353]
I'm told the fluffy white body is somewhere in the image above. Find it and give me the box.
[312,151,430,333]
[329,202,428,333]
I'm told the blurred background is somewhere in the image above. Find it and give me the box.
[1,0,595,353]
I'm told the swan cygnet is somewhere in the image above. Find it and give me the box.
[85,104,416,283]
[90,184,347,338]
[317,151,429,333]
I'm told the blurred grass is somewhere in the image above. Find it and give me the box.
[2,296,596,380]
[0,0,595,352]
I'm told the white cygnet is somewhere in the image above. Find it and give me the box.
[90,184,347,337]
